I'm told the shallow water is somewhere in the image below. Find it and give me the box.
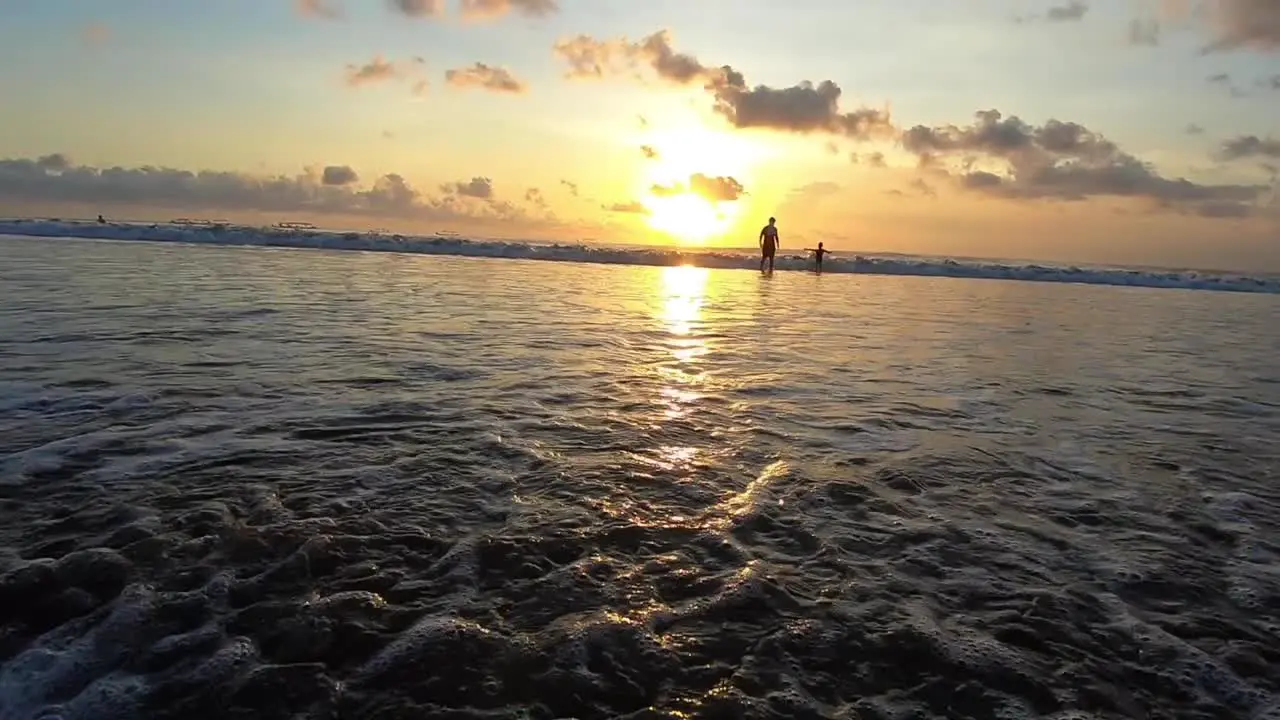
[1,235,1279,720]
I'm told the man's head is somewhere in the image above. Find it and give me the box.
[768,217,776,225]
[818,242,823,249]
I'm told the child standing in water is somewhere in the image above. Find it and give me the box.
[805,242,832,272]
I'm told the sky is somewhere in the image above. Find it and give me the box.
[0,0,1278,271]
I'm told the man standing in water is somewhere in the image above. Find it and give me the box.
[759,216,779,273]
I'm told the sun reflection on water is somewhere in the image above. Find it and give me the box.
[656,265,710,423]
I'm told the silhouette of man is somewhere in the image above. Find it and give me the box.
[759,217,779,272]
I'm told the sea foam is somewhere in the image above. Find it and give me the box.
[1,217,1277,294]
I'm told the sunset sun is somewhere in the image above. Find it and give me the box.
[645,192,732,244]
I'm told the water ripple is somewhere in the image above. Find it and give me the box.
[0,238,1278,719]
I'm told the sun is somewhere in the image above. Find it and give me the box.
[631,123,768,245]
[646,193,732,244]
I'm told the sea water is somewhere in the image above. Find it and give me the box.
[1,234,1278,719]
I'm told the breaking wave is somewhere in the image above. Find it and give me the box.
[2,217,1276,294]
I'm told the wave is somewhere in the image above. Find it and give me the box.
[2,217,1277,294]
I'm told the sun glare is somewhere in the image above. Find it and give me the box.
[646,193,732,244]
[634,124,770,245]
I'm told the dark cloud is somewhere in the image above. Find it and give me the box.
[525,188,547,207]
[444,63,527,94]
[901,109,1269,217]
[1185,123,1206,135]
[0,154,533,222]
[640,145,658,159]
[442,177,494,199]
[1201,0,1280,52]
[650,173,745,203]
[559,179,579,196]
[322,165,358,185]
[388,0,443,18]
[1047,1,1088,22]
[552,29,893,141]
[458,0,557,19]
[1217,135,1280,160]
[1128,18,1160,45]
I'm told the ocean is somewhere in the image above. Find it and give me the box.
[1,231,1278,720]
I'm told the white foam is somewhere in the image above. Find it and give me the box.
[2,219,1277,293]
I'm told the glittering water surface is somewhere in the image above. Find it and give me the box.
[1,236,1279,720]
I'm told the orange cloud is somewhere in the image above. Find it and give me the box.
[295,0,342,19]
[80,22,110,45]
[605,201,649,214]
[444,63,527,94]
[344,55,428,95]
[459,0,558,20]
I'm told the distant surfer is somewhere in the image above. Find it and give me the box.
[759,217,779,273]
[805,242,832,272]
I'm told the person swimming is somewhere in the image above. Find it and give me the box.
[805,242,832,271]
[759,217,779,272]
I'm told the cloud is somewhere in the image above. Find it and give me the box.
[444,63,527,94]
[1185,123,1206,135]
[345,55,423,85]
[458,0,558,20]
[605,201,649,214]
[901,109,1270,217]
[640,145,658,159]
[1047,1,1089,21]
[1128,17,1160,45]
[322,165,358,185]
[688,174,745,202]
[1217,135,1280,160]
[442,177,494,199]
[908,178,938,198]
[344,56,428,95]
[389,0,444,18]
[80,23,110,45]
[851,151,887,167]
[295,0,342,19]
[0,154,536,223]
[791,181,841,198]
[552,29,893,141]
[525,188,548,208]
[650,173,745,202]
[1199,0,1280,52]
[560,179,579,196]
